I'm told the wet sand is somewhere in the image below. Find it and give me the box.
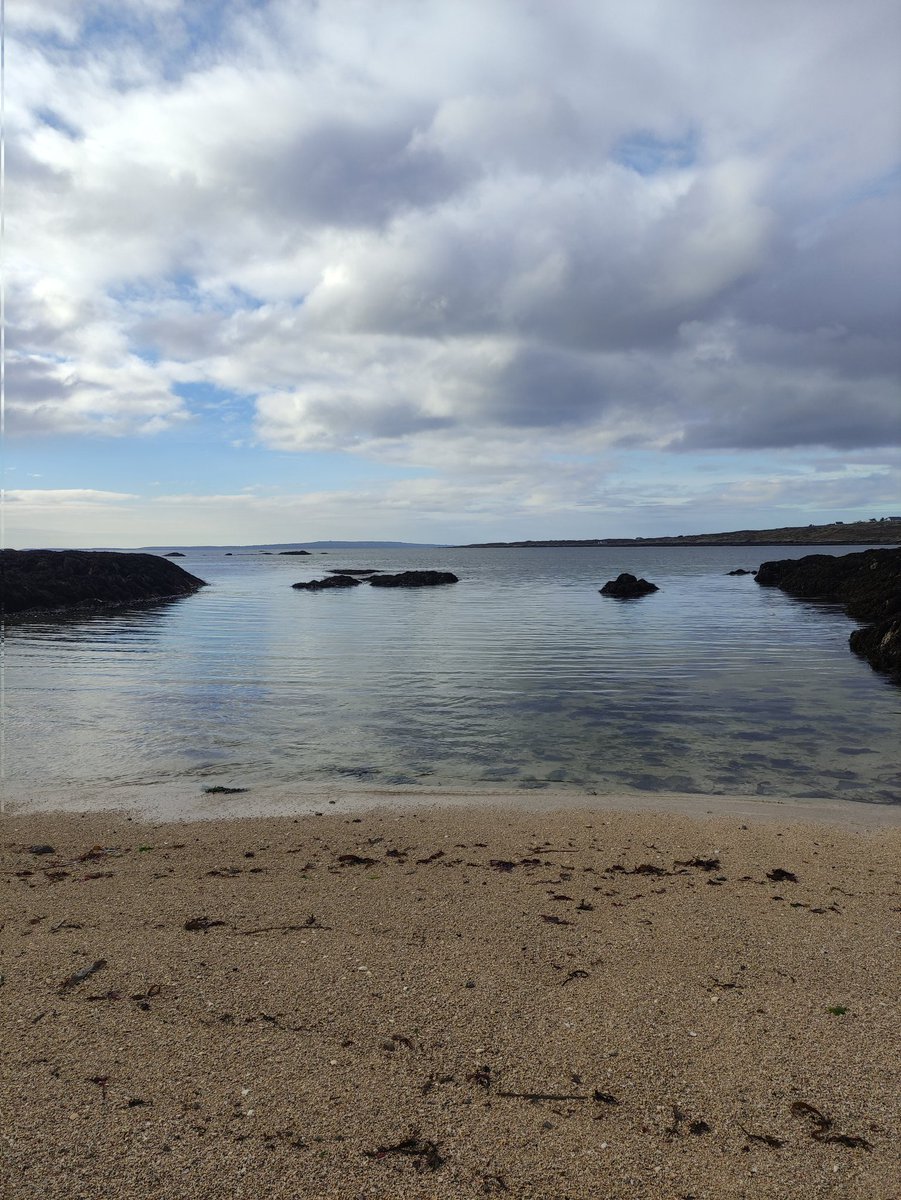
[1,798,899,1199]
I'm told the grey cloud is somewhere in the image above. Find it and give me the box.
[733,191,901,344]
[251,118,470,230]
[9,0,900,461]
[5,355,188,438]
[302,163,774,352]
[676,381,901,452]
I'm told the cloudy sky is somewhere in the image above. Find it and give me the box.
[5,0,900,547]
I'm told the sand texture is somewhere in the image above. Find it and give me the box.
[1,803,899,1199]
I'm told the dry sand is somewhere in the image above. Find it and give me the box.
[1,797,899,1199]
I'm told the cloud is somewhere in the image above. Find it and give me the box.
[6,489,139,506]
[7,0,899,489]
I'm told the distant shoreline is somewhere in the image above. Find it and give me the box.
[457,517,901,549]
[456,538,900,548]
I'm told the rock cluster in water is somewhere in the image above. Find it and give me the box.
[755,547,901,678]
[293,570,459,591]
[599,573,659,598]
[1,549,207,617]
[369,570,458,588]
[292,575,362,590]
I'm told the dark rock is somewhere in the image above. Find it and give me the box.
[326,568,383,575]
[1,549,207,618]
[727,568,754,575]
[279,550,311,555]
[599,573,659,598]
[756,548,901,678]
[369,570,459,588]
[849,616,901,675]
[291,575,362,591]
[164,551,186,557]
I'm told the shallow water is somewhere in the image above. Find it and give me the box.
[4,545,899,807]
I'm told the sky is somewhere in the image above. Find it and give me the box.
[4,0,900,548]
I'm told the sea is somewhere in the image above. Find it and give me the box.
[3,544,899,812]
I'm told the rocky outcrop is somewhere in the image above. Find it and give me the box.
[1,549,207,617]
[599,573,659,598]
[369,570,458,588]
[727,568,755,576]
[164,551,186,557]
[848,618,901,674]
[755,548,901,678]
[279,550,311,555]
[291,575,362,590]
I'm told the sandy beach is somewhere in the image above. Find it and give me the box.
[1,795,899,1199]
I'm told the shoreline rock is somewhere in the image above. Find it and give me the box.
[1,549,207,618]
[755,548,901,679]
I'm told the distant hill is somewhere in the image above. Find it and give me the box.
[273,541,443,550]
[138,541,443,551]
[459,518,901,549]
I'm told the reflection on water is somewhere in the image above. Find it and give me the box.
[4,545,899,805]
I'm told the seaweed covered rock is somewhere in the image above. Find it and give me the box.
[599,573,659,598]
[369,571,458,588]
[756,548,901,678]
[1,549,207,617]
[292,575,362,591]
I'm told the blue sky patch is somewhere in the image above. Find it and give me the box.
[614,129,699,175]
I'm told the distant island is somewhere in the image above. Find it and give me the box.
[458,517,901,549]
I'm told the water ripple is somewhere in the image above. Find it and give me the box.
[5,545,898,804]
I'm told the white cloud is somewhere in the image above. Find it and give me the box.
[7,0,900,521]
[5,489,139,505]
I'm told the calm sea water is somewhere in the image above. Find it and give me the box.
[4,545,899,807]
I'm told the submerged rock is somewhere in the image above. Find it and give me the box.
[756,547,901,679]
[292,575,362,590]
[279,550,311,555]
[1,549,207,617]
[368,570,459,588]
[599,573,659,598]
